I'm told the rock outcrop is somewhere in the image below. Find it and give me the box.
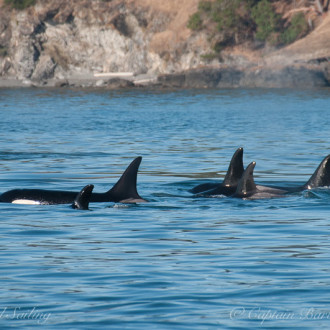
[157,66,329,89]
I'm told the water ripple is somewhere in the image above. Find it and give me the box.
[0,88,329,329]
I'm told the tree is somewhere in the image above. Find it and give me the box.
[251,0,281,42]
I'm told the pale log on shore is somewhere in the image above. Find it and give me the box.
[93,72,134,78]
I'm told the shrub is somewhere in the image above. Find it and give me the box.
[201,52,219,62]
[281,13,308,44]
[251,0,281,42]
[214,6,238,31]
[198,0,212,12]
[212,0,241,31]
[187,0,307,52]
[4,0,36,10]
[187,12,203,31]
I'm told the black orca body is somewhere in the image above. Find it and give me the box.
[233,162,288,199]
[72,185,94,210]
[300,154,330,190]
[0,157,146,206]
[191,147,244,196]
[233,155,330,199]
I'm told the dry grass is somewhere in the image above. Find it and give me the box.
[129,0,199,16]
[128,0,200,55]
[266,13,330,64]
[131,0,330,63]
[284,13,330,58]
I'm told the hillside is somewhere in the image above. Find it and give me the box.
[0,0,329,88]
[267,13,330,64]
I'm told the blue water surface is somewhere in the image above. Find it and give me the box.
[0,87,330,329]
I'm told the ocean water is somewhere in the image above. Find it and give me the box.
[0,87,330,329]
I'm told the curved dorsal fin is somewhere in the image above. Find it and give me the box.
[108,157,146,202]
[223,147,244,187]
[72,184,94,210]
[303,155,330,189]
[234,162,257,198]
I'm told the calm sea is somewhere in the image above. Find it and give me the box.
[0,87,330,329]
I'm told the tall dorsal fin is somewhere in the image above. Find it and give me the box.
[303,155,330,189]
[223,147,244,187]
[72,184,94,210]
[234,162,257,198]
[108,157,146,203]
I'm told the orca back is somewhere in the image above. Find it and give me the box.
[233,162,257,198]
[191,147,244,195]
[72,185,94,210]
[223,147,244,187]
[107,157,146,203]
[303,155,330,189]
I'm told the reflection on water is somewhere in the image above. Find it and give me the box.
[0,88,330,329]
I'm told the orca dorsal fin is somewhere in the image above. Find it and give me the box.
[234,162,257,198]
[72,184,94,210]
[303,155,330,189]
[108,157,146,203]
[223,147,244,187]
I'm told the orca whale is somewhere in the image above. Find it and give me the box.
[72,184,94,210]
[233,155,330,199]
[299,154,330,190]
[191,147,244,196]
[0,157,146,206]
[233,162,287,199]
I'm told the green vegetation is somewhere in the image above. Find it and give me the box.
[4,0,36,10]
[0,46,8,57]
[188,0,310,53]
[187,12,203,31]
[251,0,280,42]
[281,12,309,44]
[212,0,242,32]
[198,0,212,12]
[201,52,219,62]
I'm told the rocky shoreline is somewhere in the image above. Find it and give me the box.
[1,0,329,90]
[1,64,329,89]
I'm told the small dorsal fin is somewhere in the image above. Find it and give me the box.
[223,147,244,187]
[72,184,94,210]
[108,157,146,203]
[303,155,330,189]
[234,162,257,198]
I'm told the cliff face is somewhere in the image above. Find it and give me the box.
[0,0,329,88]
[0,0,212,82]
